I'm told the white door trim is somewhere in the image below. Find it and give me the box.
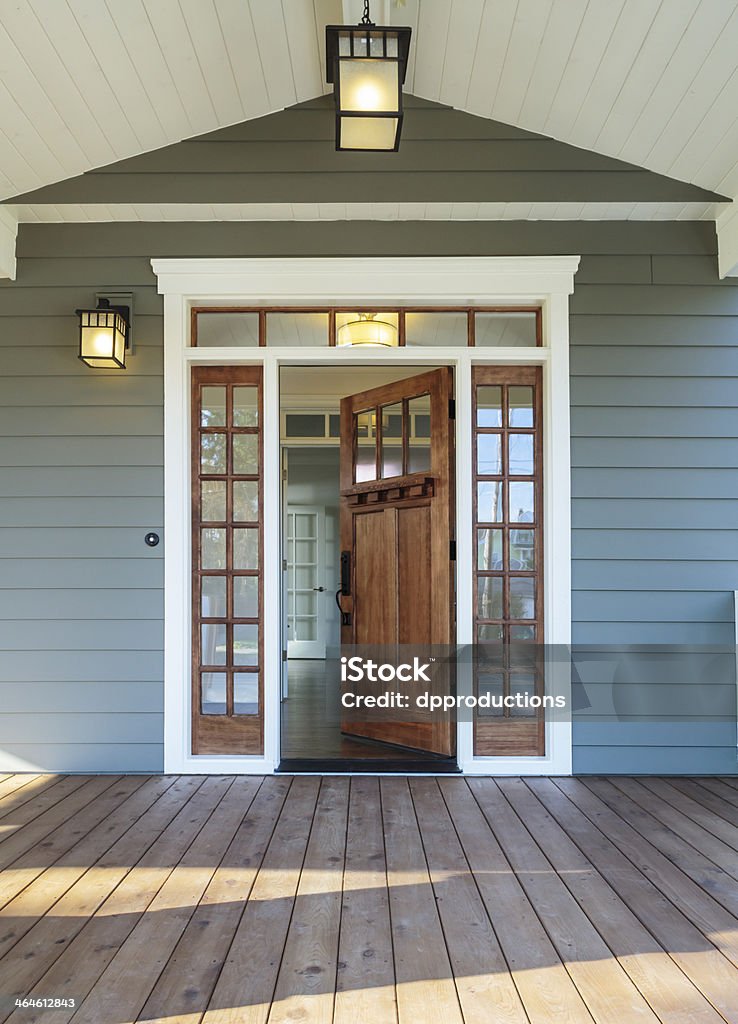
[154,256,579,775]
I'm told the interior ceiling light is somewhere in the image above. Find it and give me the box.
[325,1,412,152]
[337,312,398,347]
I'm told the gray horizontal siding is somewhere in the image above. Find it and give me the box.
[0,217,735,774]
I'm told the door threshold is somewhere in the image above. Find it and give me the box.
[277,757,461,774]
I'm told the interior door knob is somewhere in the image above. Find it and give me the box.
[312,586,326,592]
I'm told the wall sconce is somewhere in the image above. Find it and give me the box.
[337,312,398,347]
[326,1,411,152]
[76,295,132,369]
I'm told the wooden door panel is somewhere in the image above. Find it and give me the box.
[339,367,455,757]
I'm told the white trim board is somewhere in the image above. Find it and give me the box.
[0,208,17,279]
[153,256,577,776]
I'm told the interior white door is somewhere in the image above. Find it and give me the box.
[286,505,327,659]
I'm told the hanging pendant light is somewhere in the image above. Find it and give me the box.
[326,1,412,152]
[337,312,398,347]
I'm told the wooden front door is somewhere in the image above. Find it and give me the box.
[339,368,455,756]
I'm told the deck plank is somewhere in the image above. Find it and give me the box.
[629,777,738,860]
[381,777,464,1024]
[268,777,349,1024]
[666,777,738,828]
[2,776,233,1024]
[472,778,660,1024]
[0,774,737,1024]
[410,778,528,1024]
[584,778,738,921]
[334,777,397,1024]
[201,776,320,1024]
[138,776,291,1024]
[511,778,725,1024]
[551,778,738,1021]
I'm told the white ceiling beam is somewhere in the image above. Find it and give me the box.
[0,208,17,280]
[342,0,391,25]
[717,202,738,277]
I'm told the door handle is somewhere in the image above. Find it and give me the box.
[312,586,326,592]
[340,551,351,595]
[335,586,352,627]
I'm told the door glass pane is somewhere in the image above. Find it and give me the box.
[511,675,537,715]
[234,528,259,569]
[234,673,259,714]
[233,387,259,427]
[266,312,329,347]
[477,674,505,716]
[201,481,226,522]
[201,386,226,426]
[478,624,504,642]
[295,539,316,563]
[285,413,326,438]
[295,617,317,641]
[355,442,376,483]
[201,434,226,474]
[233,480,259,522]
[477,528,503,570]
[380,401,404,478]
[202,623,227,665]
[509,434,534,475]
[234,624,259,665]
[407,394,431,473]
[233,435,258,475]
[478,577,503,619]
[405,311,468,346]
[509,482,534,523]
[201,528,226,569]
[475,311,537,347]
[511,625,536,640]
[477,481,503,523]
[201,672,226,714]
[234,576,258,618]
[509,386,534,427]
[509,578,535,619]
[477,386,502,427]
[295,592,317,615]
[510,529,535,570]
[294,513,316,539]
[294,565,316,588]
[196,312,259,348]
[201,576,226,618]
[477,434,502,475]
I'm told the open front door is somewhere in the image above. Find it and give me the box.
[339,368,455,756]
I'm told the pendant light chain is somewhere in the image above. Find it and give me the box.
[361,0,374,25]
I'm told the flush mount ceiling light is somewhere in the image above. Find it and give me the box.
[337,312,398,347]
[76,297,131,369]
[325,1,412,152]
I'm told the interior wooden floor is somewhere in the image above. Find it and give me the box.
[0,773,738,1024]
[280,658,451,763]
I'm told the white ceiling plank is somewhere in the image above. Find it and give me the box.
[282,0,324,101]
[438,0,485,111]
[0,208,18,279]
[179,0,245,125]
[67,0,169,154]
[399,0,421,94]
[0,0,119,169]
[0,23,89,177]
[544,0,627,142]
[516,0,587,133]
[25,0,143,157]
[213,0,271,119]
[248,0,298,110]
[652,10,738,182]
[464,0,517,117]
[691,115,738,194]
[314,0,343,96]
[616,0,736,167]
[568,0,661,151]
[592,0,700,157]
[106,0,194,139]
[411,0,453,102]
[493,0,554,127]
[142,0,219,136]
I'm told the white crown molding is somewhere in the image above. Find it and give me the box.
[152,255,581,304]
[0,208,17,280]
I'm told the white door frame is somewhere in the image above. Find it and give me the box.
[153,256,579,775]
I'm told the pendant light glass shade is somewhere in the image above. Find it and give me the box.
[337,313,398,348]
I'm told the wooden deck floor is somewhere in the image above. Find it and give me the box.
[0,775,737,1024]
